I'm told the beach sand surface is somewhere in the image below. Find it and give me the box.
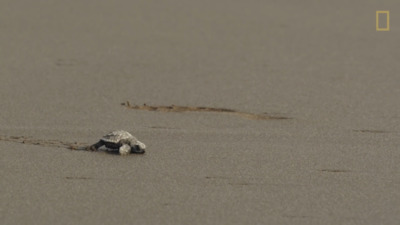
[1,1,399,224]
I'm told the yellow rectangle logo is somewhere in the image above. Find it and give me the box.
[376,11,390,31]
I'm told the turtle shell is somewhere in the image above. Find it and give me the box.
[100,130,138,145]
[100,130,133,142]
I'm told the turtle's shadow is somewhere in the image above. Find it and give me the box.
[95,147,120,155]
[103,151,120,155]
[96,148,145,156]
[101,150,146,155]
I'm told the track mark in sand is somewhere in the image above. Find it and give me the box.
[205,176,306,187]
[65,176,92,180]
[0,135,88,150]
[55,58,86,67]
[282,214,315,219]
[149,126,179,130]
[121,101,291,120]
[353,129,392,134]
[320,169,351,173]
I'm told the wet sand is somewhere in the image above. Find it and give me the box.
[1,1,399,224]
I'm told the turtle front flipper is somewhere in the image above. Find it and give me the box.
[88,140,105,151]
[119,144,131,155]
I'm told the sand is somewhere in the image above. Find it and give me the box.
[1,1,399,224]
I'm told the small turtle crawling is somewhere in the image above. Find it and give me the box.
[89,130,146,155]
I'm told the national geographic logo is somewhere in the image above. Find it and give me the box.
[376,11,390,31]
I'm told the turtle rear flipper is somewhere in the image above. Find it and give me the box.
[88,140,105,151]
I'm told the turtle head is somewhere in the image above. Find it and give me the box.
[131,141,146,154]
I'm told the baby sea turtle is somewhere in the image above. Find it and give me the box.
[89,130,146,155]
